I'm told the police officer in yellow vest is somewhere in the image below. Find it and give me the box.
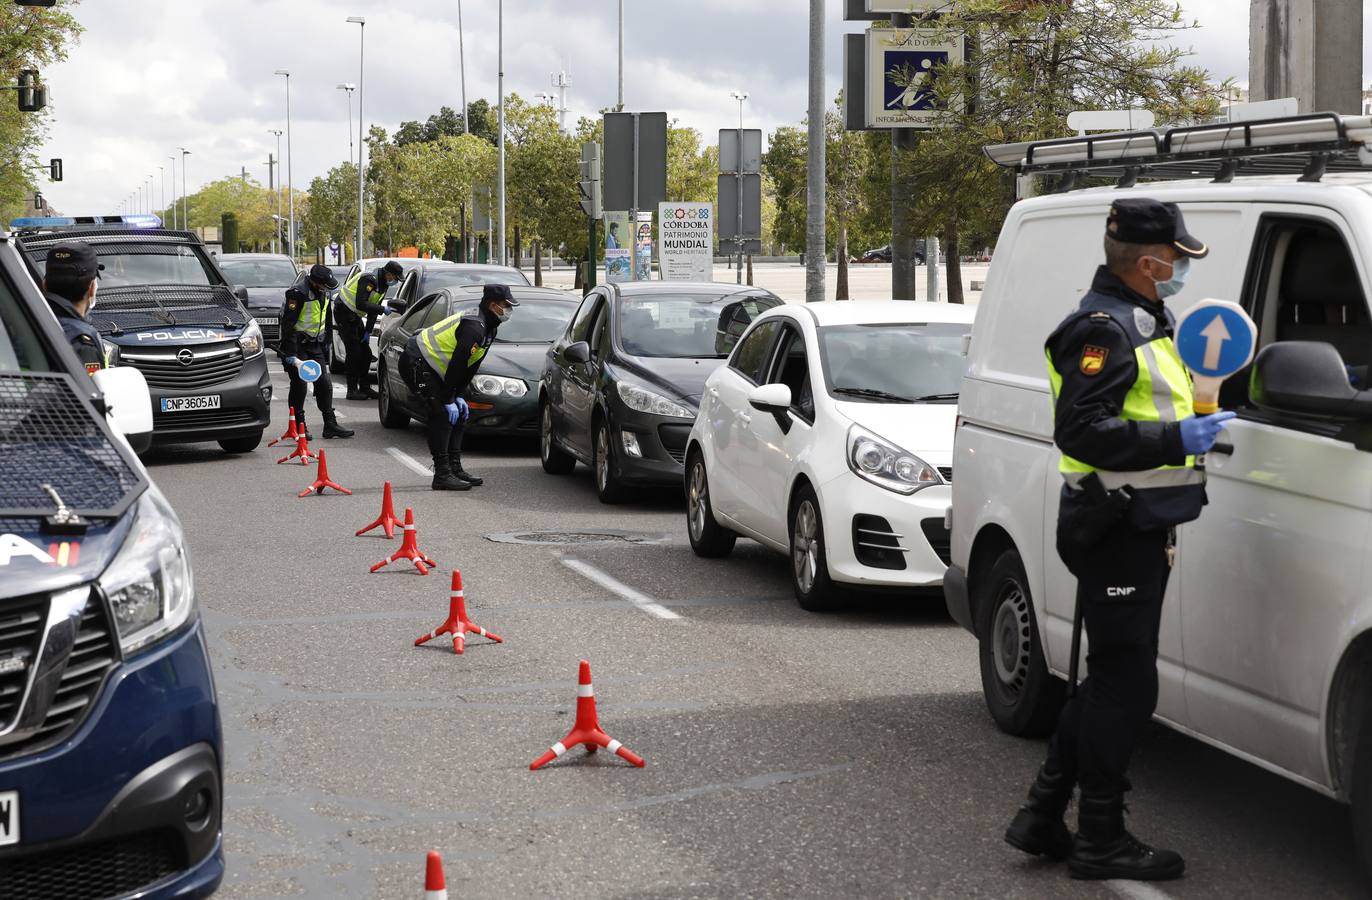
[279,264,353,439]
[336,260,403,400]
[399,284,517,490]
[1004,200,1235,882]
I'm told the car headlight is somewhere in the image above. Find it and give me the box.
[238,320,264,358]
[847,424,942,495]
[98,488,196,655]
[472,374,528,398]
[616,381,694,418]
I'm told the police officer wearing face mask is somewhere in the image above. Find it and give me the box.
[41,241,108,376]
[399,284,517,491]
[1004,199,1235,882]
[279,263,353,440]
[336,259,404,400]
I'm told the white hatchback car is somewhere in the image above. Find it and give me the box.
[685,300,975,610]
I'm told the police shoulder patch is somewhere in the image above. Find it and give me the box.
[287,300,299,310]
[1079,345,1109,376]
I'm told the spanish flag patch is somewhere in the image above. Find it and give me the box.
[1079,345,1108,376]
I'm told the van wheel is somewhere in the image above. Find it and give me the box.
[976,548,1065,737]
[218,432,262,454]
[686,452,735,558]
[1351,703,1372,885]
[789,485,840,612]
[378,364,409,429]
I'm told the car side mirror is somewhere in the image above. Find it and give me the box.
[748,383,793,434]
[565,341,591,364]
[1251,341,1372,419]
[388,298,409,314]
[233,284,249,303]
[92,366,153,453]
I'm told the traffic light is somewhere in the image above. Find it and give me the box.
[17,70,46,113]
[578,141,602,220]
[49,158,62,182]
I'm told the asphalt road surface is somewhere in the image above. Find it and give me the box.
[142,371,1366,899]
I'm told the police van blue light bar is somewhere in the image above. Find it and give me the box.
[9,216,76,228]
[9,213,164,229]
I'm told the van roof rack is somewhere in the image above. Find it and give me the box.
[985,112,1372,191]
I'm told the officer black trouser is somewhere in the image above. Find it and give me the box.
[1043,521,1170,798]
[337,314,371,386]
[425,398,465,460]
[283,336,333,419]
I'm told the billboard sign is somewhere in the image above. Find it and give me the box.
[658,203,713,282]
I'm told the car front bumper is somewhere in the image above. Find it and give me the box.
[0,619,224,899]
[144,354,272,444]
[817,474,951,588]
[464,388,540,437]
[610,409,693,487]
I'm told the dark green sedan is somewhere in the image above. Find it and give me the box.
[375,284,579,437]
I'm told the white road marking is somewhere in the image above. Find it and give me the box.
[560,558,681,621]
[1107,881,1177,900]
[387,447,432,476]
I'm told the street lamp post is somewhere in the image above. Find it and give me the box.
[168,155,178,228]
[159,166,166,222]
[268,129,283,254]
[273,69,293,258]
[336,83,356,169]
[347,16,366,262]
[497,0,505,265]
[729,90,748,284]
[179,147,190,232]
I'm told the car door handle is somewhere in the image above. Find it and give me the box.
[1210,441,1234,456]
[740,412,751,425]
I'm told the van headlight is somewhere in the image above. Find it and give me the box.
[617,381,694,418]
[472,374,527,398]
[847,424,942,494]
[99,489,196,655]
[238,320,264,358]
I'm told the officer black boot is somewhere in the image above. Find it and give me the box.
[359,378,379,400]
[431,457,470,491]
[449,452,483,486]
[295,414,314,442]
[1004,763,1075,860]
[321,410,354,439]
[1068,793,1184,881]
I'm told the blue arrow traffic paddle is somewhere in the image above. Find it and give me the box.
[1174,299,1257,413]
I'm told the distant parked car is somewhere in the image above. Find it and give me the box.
[539,281,780,503]
[215,252,298,348]
[854,242,927,265]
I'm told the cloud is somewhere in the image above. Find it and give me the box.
[32,0,1365,216]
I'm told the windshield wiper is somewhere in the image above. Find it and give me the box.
[833,387,915,403]
[912,392,959,402]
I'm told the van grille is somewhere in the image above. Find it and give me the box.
[121,343,244,390]
[0,596,47,730]
[0,829,183,900]
[152,408,257,431]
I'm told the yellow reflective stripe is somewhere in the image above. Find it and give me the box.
[1064,468,1205,490]
[294,292,329,336]
[418,314,465,377]
[338,272,363,313]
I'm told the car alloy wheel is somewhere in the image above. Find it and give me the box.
[688,460,709,542]
[991,579,1032,700]
[596,426,610,492]
[792,499,820,594]
[541,404,554,462]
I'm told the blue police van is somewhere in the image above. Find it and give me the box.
[0,223,223,896]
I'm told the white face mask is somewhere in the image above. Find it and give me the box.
[496,309,511,323]
[86,280,98,310]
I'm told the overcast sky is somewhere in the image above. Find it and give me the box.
[33,0,1368,215]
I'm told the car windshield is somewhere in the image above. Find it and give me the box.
[617,293,754,359]
[450,298,575,343]
[819,323,969,403]
[421,267,531,291]
[218,257,296,287]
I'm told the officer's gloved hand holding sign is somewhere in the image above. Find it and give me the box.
[284,356,322,383]
[1174,299,1257,456]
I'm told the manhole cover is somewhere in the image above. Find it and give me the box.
[484,529,669,546]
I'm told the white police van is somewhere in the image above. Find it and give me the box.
[943,112,1372,880]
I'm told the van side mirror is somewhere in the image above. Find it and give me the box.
[564,341,591,364]
[91,366,153,453]
[233,285,249,303]
[1251,341,1372,419]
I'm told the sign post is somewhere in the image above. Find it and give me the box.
[604,112,667,281]
[1174,299,1258,414]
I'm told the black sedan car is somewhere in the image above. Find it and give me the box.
[540,282,780,503]
[215,252,298,347]
[375,284,578,437]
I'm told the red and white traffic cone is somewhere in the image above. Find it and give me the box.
[356,481,401,538]
[423,850,447,900]
[370,507,437,575]
[414,570,503,654]
[276,432,316,465]
[267,407,300,447]
[298,449,352,497]
[530,660,645,770]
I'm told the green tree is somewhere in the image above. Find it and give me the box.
[503,94,581,278]
[900,0,1222,302]
[762,126,807,253]
[182,176,282,249]
[0,1,83,223]
[301,162,360,252]
[666,124,716,204]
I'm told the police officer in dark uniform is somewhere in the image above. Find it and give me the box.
[41,241,106,375]
[336,260,404,400]
[279,263,353,440]
[1004,199,1236,881]
[400,284,517,491]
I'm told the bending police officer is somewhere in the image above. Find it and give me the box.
[279,264,353,440]
[41,241,107,375]
[1004,199,1236,881]
[399,284,517,491]
[336,259,403,400]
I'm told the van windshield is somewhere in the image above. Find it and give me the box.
[32,246,216,288]
[819,323,969,403]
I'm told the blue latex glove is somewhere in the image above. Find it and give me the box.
[454,398,470,421]
[284,356,299,367]
[444,403,460,425]
[1179,411,1237,456]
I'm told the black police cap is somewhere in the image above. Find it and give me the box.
[1106,198,1208,259]
[383,260,404,279]
[481,284,519,307]
[309,263,338,289]
[46,241,103,280]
